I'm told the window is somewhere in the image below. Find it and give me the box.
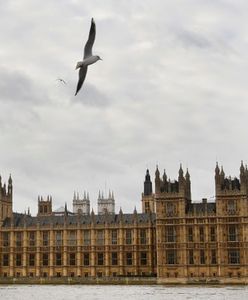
[55,231,62,246]
[126,252,132,265]
[96,230,104,245]
[83,230,91,246]
[16,232,22,247]
[228,225,237,241]
[16,254,22,266]
[69,253,76,266]
[166,202,175,216]
[210,227,216,242]
[199,227,204,242]
[188,227,193,242]
[111,252,118,265]
[97,253,104,265]
[228,250,240,264]
[189,249,194,265]
[211,250,217,264]
[200,250,205,264]
[56,253,62,266]
[227,200,236,214]
[126,230,132,245]
[83,253,90,266]
[111,230,118,245]
[140,252,147,265]
[42,231,49,246]
[42,253,49,266]
[29,231,36,246]
[3,254,9,266]
[29,254,35,266]
[167,226,176,242]
[68,231,76,246]
[3,232,10,247]
[145,202,150,213]
[140,229,147,244]
[167,250,177,264]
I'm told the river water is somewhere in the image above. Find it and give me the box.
[0,285,248,300]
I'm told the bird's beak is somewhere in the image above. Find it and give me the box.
[100,58,103,61]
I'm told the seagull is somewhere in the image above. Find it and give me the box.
[56,78,67,84]
[75,18,102,96]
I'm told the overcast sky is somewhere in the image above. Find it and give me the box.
[1,0,248,215]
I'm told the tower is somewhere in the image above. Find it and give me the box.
[214,162,248,278]
[0,174,13,224]
[72,191,90,215]
[141,169,155,213]
[98,190,115,215]
[37,195,53,216]
[155,164,192,279]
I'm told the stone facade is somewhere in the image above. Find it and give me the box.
[1,162,248,284]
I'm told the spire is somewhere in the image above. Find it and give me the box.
[155,165,161,193]
[185,168,190,179]
[108,189,111,199]
[8,174,12,185]
[144,169,152,196]
[84,191,86,200]
[155,165,160,178]
[73,191,76,201]
[220,166,224,176]
[87,192,89,200]
[240,160,245,173]
[112,191,114,199]
[163,169,167,183]
[215,162,220,175]
[77,192,79,200]
[145,169,150,181]
[179,163,183,177]
[98,190,101,200]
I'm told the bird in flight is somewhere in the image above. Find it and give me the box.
[75,18,102,96]
[56,78,67,84]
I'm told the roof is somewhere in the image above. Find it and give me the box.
[2,212,156,228]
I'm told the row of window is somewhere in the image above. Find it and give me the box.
[165,225,239,243]
[2,229,148,247]
[166,249,240,265]
[2,252,148,267]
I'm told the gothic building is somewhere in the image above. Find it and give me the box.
[1,162,248,284]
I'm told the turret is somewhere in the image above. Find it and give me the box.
[142,169,155,213]
[155,166,161,193]
[0,174,13,224]
[7,174,13,199]
[144,169,152,196]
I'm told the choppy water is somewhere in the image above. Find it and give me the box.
[0,285,248,300]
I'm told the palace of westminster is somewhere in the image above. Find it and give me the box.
[1,162,248,284]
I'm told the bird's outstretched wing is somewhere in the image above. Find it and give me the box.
[75,66,88,95]
[57,78,67,84]
[84,18,96,59]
